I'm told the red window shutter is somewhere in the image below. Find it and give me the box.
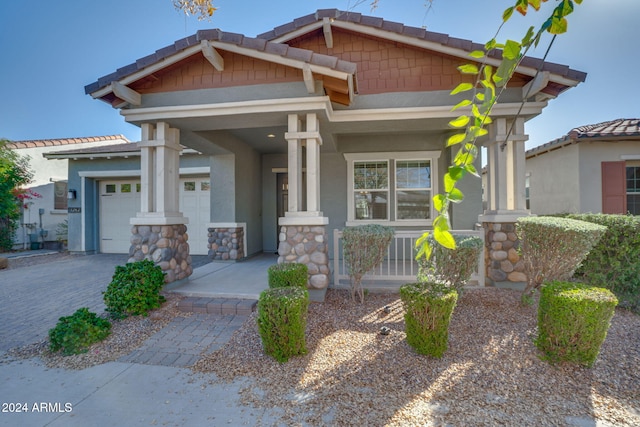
[601,161,627,214]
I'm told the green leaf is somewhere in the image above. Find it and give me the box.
[549,16,568,34]
[457,64,479,74]
[448,187,464,203]
[434,227,456,250]
[464,163,479,177]
[449,165,467,181]
[475,92,485,102]
[433,193,446,211]
[447,132,467,147]
[449,115,470,128]
[450,82,474,95]
[452,99,472,111]
[502,39,521,60]
[415,232,432,260]
[502,6,514,22]
[444,172,455,193]
[469,50,485,59]
[485,39,497,51]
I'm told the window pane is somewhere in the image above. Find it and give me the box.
[628,194,640,215]
[184,181,196,191]
[136,183,141,192]
[201,181,210,191]
[627,167,640,193]
[121,184,131,193]
[354,191,388,220]
[354,162,388,190]
[396,160,430,189]
[397,190,430,220]
[105,184,116,194]
[54,181,68,210]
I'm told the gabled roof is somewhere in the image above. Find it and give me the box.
[258,9,587,86]
[526,118,640,158]
[6,135,130,150]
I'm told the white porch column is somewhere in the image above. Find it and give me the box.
[305,113,322,215]
[286,114,303,213]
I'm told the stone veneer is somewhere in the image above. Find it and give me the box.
[129,224,192,284]
[208,227,244,261]
[483,222,527,285]
[277,225,329,289]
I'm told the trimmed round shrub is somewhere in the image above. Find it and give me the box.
[257,286,309,363]
[517,216,606,298]
[267,262,308,289]
[103,259,166,319]
[49,307,111,356]
[418,234,483,291]
[400,282,458,358]
[536,281,618,367]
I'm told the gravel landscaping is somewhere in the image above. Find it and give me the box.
[193,287,640,427]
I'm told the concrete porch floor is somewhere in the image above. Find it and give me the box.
[166,253,279,299]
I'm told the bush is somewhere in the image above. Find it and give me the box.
[565,214,640,313]
[418,234,483,291]
[257,286,309,363]
[342,224,395,303]
[399,282,458,358]
[268,263,308,289]
[536,281,618,367]
[49,307,111,355]
[103,259,166,319]
[516,216,606,300]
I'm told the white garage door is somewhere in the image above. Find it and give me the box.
[99,178,211,255]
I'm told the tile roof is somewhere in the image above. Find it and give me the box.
[526,118,640,158]
[85,28,357,95]
[6,135,130,150]
[257,9,587,83]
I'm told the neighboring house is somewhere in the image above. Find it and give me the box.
[5,135,130,250]
[526,119,640,215]
[78,9,585,287]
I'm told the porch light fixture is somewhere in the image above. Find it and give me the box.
[267,134,275,138]
[67,189,77,200]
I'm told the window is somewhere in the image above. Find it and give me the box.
[184,181,196,191]
[627,165,640,215]
[53,181,68,210]
[345,151,440,225]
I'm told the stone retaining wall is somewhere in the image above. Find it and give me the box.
[208,227,244,261]
[277,225,329,289]
[483,222,526,286]
[129,224,192,283]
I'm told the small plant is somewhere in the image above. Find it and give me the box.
[342,224,395,303]
[418,234,483,292]
[103,259,166,319]
[55,220,68,245]
[49,307,111,355]
[400,282,458,358]
[517,216,606,303]
[268,262,308,289]
[536,281,618,367]
[257,286,309,363]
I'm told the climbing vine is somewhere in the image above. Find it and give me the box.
[416,0,584,260]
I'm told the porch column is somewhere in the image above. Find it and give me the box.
[480,117,530,289]
[279,113,330,298]
[129,122,192,283]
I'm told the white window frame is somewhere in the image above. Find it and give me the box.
[344,151,440,226]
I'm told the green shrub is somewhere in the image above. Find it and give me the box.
[565,214,640,313]
[49,307,111,355]
[516,216,606,300]
[342,224,395,303]
[418,234,483,291]
[103,259,166,319]
[399,282,458,358]
[257,286,309,363]
[536,281,618,367]
[267,262,308,289]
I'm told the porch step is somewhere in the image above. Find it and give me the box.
[177,297,257,315]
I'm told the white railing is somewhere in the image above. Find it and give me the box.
[332,228,485,289]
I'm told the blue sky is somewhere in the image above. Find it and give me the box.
[1,0,638,150]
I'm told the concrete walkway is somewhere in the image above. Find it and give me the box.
[0,253,281,427]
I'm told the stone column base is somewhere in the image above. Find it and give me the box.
[129,224,192,284]
[277,224,329,290]
[483,222,527,289]
[208,226,245,261]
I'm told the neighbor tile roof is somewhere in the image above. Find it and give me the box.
[257,9,587,83]
[526,118,640,158]
[6,135,130,150]
[85,28,357,95]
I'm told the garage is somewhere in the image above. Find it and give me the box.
[99,177,211,255]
